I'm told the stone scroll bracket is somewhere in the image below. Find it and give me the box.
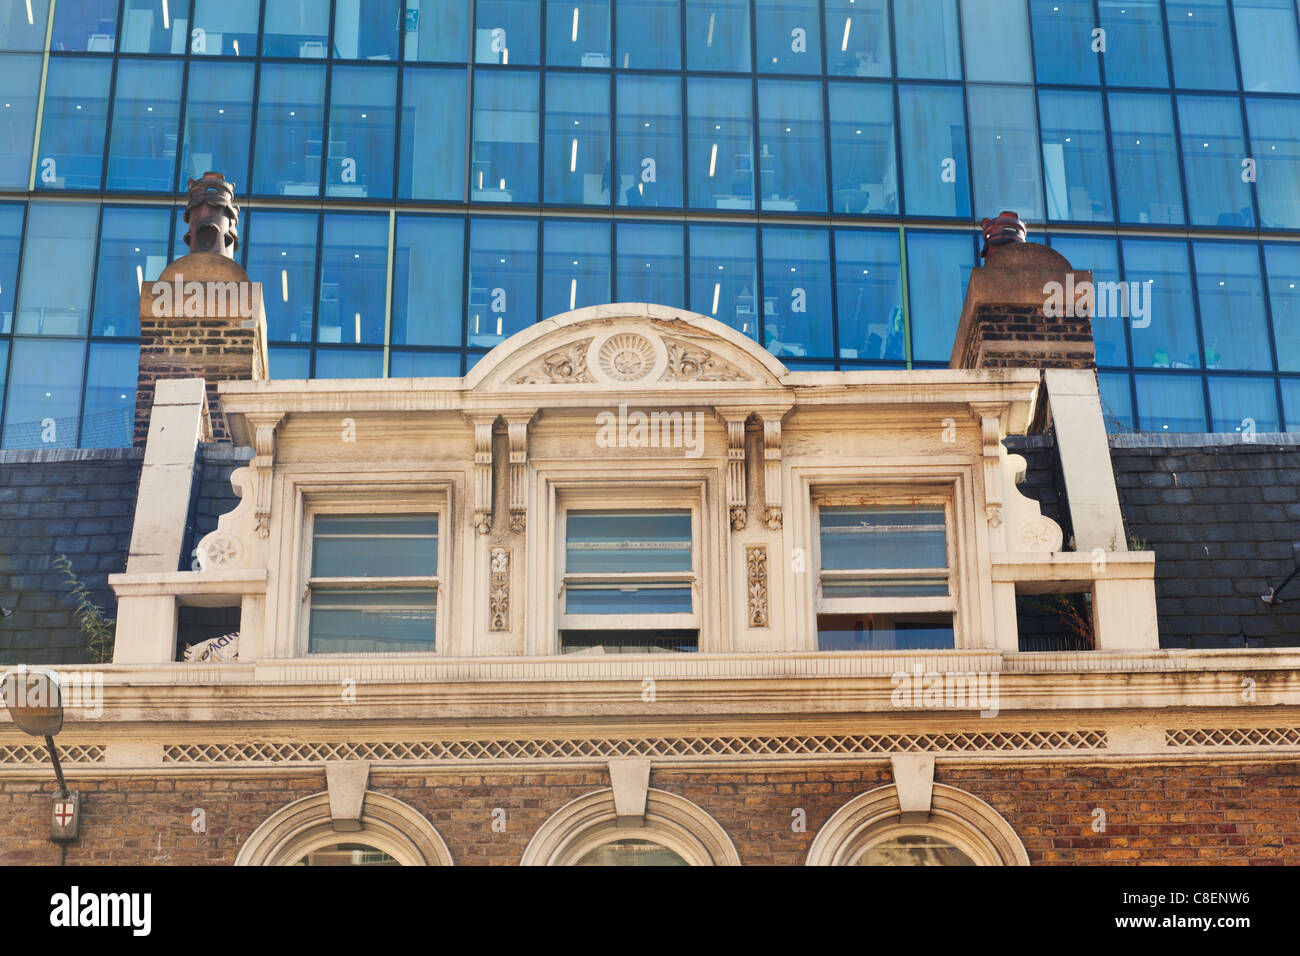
[506,415,532,533]
[467,412,534,536]
[761,415,784,531]
[245,411,285,540]
[716,406,790,535]
[716,412,749,531]
[468,415,496,535]
[971,401,1063,555]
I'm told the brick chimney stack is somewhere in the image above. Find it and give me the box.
[134,173,268,446]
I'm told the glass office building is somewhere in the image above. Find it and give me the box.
[0,0,1298,447]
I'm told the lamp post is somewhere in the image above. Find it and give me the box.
[2,667,79,841]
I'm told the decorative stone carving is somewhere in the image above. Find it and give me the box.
[508,338,596,384]
[597,333,656,382]
[471,419,494,535]
[762,417,783,530]
[722,416,747,531]
[194,467,256,571]
[489,548,510,631]
[971,403,1064,554]
[1018,518,1059,550]
[746,546,769,628]
[662,336,748,382]
[245,412,284,539]
[506,330,753,386]
[985,503,1003,529]
[202,534,243,567]
[507,418,529,533]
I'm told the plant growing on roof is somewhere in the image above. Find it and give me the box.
[53,554,116,664]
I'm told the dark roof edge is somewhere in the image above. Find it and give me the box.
[198,443,255,462]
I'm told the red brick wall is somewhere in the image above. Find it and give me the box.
[1,762,1296,865]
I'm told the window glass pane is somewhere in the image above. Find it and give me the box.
[542,220,610,317]
[544,72,610,205]
[0,340,6,425]
[1098,0,1169,87]
[1134,373,1206,430]
[309,589,436,652]
[475,0,541,64]
[565,587,692,614]
[314,348,384,377]
[390,351,461,375]
[818,613,954,650]
[313,513,438,577]
[689,223,758,340]
[685,0,750,72]
[192,0,259,56]
[179,61,254,190]
[298,843,400,865]
[0,0,51,50]
[835,228,902,362]
[1178,95,1253,227]
[820,506,946,570]
[1123,238,1199,369]
[334,0,400,60]
[1039,90,1113,223]
[967,85,1043,222]
[1282,379,1300,431]
[1108,93,1184,225]
[762,227,831,359]
[856,835,975,865]
[757,79,826,213]
[1208,376,1279,432]
[253,63,326,196]
[898,85,970,218]
[393,215,463,347]
[81,341,137,448]
[617,0,680,70]
[92,206,170,338]
[404,0,469,61]
[1247,97,1300,230]
[263,0,330,57]
[36,57,112,191]
[243,210,319,343]
[756,0,820,75]
[16,203,97,336]
[616,74,682,207]
[566,510,691,572]
[270,346,311,378]
[895,0,961,79]
[826,0,889,77]
[547,0,610,66]
[1193,241,1271,371]
[467,218,537,346]
[2,338,85,448]
[0,54,39,189]
[960,0,1031,82]
[119,0,188,53]
[577,839,689,866]
[907,231,975,362]
[327,65,396,199]
[399,67,466,201]
[828,83,897,215]
[1265,243,1300,372]
[0,204,21,334]
[1029,0,1099,84]
[1048,235,1128,366]
[1234,0,1300,92]
[471,70,539,203]
[319,214,388,346]
[1097,371,1136,431]
[107,59,182,192]
[1167,0,1237,90]
[615,221,683,306]
[687,77,753,210]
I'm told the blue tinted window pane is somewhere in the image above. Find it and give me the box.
[253,64,326,197]
[36,57,111,191]
[687,77,753,210]
[828,83,897,215]
[1208,376,1279,432]
[615,221,684,306]
[1098,0,1168,87]
[262,0,331,57]
[826,0,890,77]
[391,351,461,375]
[314,349,384,378]
[967,85,1043,222]
[898,85,970,218]
[0,54,39,188]
[319,214,388,346]
[756,0,820,75]
[1039,90,1113,223]
[16,203,97,336]
[1265,244,1300,372]
[544,72,610,205]
[404,0,470,61]
[906,231,974,362]
[1234,0,1300,92]
[0,0,51,50]
[1108,93,1184,225]
[467,218,537,346]
[334,0,400,60]
[1178,95,1253,227]
[92,207,171,338]
[0,340,6,424]
[763,228,831,358]
[1247,98,1300,229]
[617,0,679,69]
[0,205,21,333]
[179,61,254,189]
[547,0,610,66]
[1122,239,1199,369]
[192,0,260,56]
[81,342,138,448]
[2,338,85,448]
[107,59,183,192]
[475,0,541,64]
[757,80,825,214]
[327,65,396,199]
[399,67,466,201]
[1097,372,1135,432]
[1030,0,1099,84]
[689,224,758,340]
[542,220,610,317]
[243,210,319,343]
[1167,1,1237,90]
[1135,374,1206,431]
[270,346,311,378]
[895,0,961,79]
[393,216,463,347]
[52,1,116,51]
[1282,379,1300,431]
[960,0,1031,82]
[471,70,539,203]
[119,0,188,53]
[616,74,682,207]
[1193,241,1272,371]
[835,230,903,362]
[1048,235,1128,366]
[685,0,750,72]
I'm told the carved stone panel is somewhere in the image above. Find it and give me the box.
[746,546,769,628]
[489,547,510,631]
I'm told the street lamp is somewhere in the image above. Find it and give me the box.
[2,667,79,840]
